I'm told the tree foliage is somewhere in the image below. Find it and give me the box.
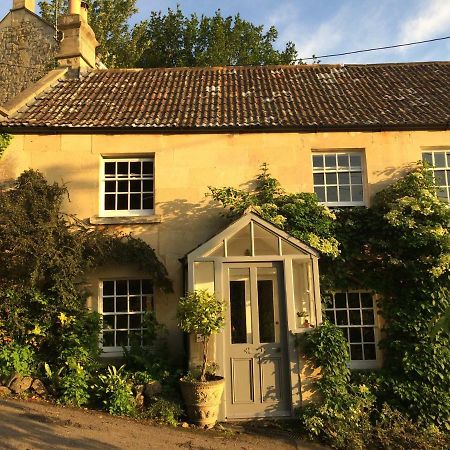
[0,133,11,158]
[135,6,297,68]
[38,2,297,68]
[0,170,171,370]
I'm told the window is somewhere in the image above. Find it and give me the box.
[422,151,450,202]
[312,152,364,206]
[324,292,379,368]
[100,279,153,352]
[101,158,154,216]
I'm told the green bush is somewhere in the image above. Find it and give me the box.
[55,359,91,407]
[143,397,183,426]
[0,342,36,380]
[94,365,136,416]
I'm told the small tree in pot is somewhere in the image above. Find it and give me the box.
[177,289,226,427]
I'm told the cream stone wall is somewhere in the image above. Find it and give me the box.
[1,129,449,357]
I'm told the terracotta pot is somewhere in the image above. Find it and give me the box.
[179,376,225,428]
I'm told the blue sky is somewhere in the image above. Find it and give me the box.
[2,0,449,63]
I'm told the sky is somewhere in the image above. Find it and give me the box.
[2,0,449,63]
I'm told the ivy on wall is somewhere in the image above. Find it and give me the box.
[0,133,11,158]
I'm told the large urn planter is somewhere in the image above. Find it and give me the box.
[180,376,225,428]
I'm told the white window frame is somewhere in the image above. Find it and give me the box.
[422,149,450,202]
[99,278,154,355]
[324,291,381,369]
[99,157,154,217]
[312,151,365,207]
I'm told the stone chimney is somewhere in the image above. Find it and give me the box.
[12,0,35,12]
[57,0,99,70]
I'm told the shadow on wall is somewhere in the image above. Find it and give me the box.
[0,399,119,450]
[369,162,419,200]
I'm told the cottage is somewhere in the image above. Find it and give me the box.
[0,0,449,420]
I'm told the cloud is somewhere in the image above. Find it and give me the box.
[400,0,450,42]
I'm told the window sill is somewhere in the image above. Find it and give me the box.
[90,215,163,225]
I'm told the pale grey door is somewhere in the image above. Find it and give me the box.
[224,262,290,418]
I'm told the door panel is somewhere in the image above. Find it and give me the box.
[225,263,290,418]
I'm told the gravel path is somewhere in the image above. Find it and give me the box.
[0,399,325,450]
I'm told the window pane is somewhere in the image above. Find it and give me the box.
[117,162,128,176]
[230,280,249,344]
[326,173,337,184]
[348,293,360,308]
[335,293,347,308]
[350,172,363,184]
[142,280,152,294]
[312,155,323,168]
[351,344,363,360]
[336,310,348,325]
[339,186,351,202]
[257,280,275,343]
[338,172,350,184]
[103,298,114,313]
[143,194,154,210]
[103,281,114,296]
[422,153,432,165]
[325,310,335,322]
[313,173,325,185]
[105,194,115,210]
[143,161,154,175]
[103,316,114,330]
[116,297,127,312]
[349,328,362,343]
[350,154,362,168]
[364,344,376,360]
[349,310,361,325]
[116,280,127,295]
[129,280,140,295]
[130,194,141,210]
[102,331,114,347]
[116,314,128,329]
[104,162,115,176]
[327,186,338,202]
[352,185,363,202]
[116,331,128,347]
[434,153,446,167]
[130,162,141,177]
[143,180,154,192]
[314,186,325,202]
[360,293,373,308]
[435,170,446,185]
[338,154,349,168]
[362,309,375,325]
[325,154,336,168]
[117,194,128,210]
[130,180,141,192]
[129,296,141,312]
[105,181,116,193]
[130,315,142,329]
[362,328,375,342]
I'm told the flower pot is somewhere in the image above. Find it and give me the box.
[179,376,225,428]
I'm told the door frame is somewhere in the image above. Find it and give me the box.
[221,261,291,419]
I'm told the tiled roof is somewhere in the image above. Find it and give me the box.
[2,62,449,131]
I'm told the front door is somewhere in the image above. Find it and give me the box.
[224,262,290,418]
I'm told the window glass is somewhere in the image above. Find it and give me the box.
[312,151,365,206]
[102,158,154,215]
[422,151,450,202]
[325,292,377,362]
[101,279,153,351]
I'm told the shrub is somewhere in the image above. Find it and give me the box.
[0,342,36,380]
[94,365,136,416]
[56,359,91,407]
[143,397,184,426]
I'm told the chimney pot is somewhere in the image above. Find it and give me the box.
[12,0,35,12]
[68,0,81,15]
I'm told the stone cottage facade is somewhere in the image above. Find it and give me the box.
[0,0,449,420]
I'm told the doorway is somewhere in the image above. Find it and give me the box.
[224,262,290,418]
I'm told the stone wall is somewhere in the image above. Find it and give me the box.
[0,9,58,106]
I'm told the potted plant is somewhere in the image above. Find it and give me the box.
[177,289,226,428]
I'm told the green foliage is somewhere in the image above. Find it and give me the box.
[372,404,450,450]
[55,358,91,407]
[0,342,36,380]
[177,290,225,381]
[94,365,136,416]
[0,133,12,158]
[123,312,172,383]
[136,6,297,68]
[143,397,183,426]
[209,163,339,257]
[299,322,375,449]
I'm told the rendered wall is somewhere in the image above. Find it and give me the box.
[0,129,448,358]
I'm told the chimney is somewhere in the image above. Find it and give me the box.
[57,0,99,70]
[12,0,35,12]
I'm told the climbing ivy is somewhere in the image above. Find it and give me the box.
[0,133,12,158]
[208,163,339,257]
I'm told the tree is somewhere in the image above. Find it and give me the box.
[39,0,139,67]
[136,7,297,68]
